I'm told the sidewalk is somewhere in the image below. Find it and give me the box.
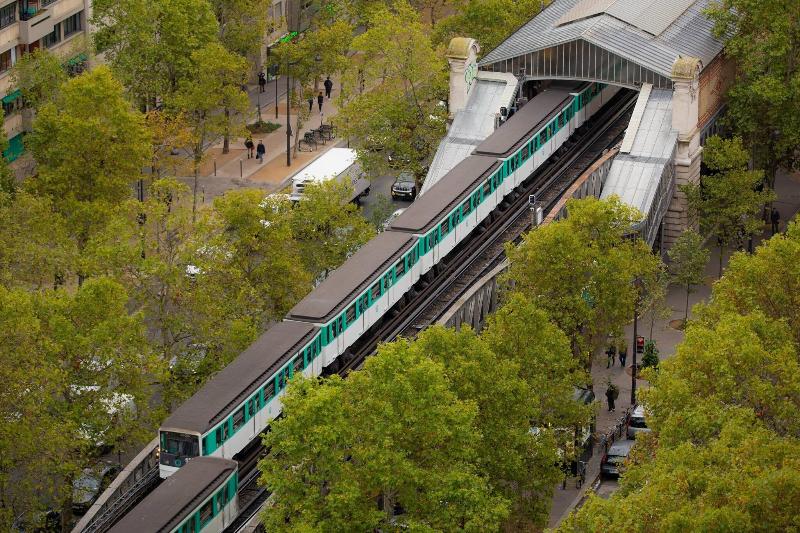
[177,75,346,203]
[547,168,800,528]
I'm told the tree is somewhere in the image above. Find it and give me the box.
[10,48,67,111]
[558,418,800,532]
[145,110,194,181]
[172,42,250,216]
[0,111,16,196]
[706,0,800,186]
[92,0,219,107]
[682,136,775,276]
[667,229,709,324]
[708,221,800,344]
[505,197,662,361]
[260,343,510,531]
[289,180,375,279]
[336,1,448,181]
[0,192,76,288]
[433,0,548,54]
[210,0,271,62]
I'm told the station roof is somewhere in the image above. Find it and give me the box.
[110,457,237,533]
[421,72,517,194]
[601,87,676,244]
[480,0,723,78]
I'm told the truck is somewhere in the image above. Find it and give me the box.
[289,147,371,204]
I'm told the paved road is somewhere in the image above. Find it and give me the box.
[595,478,619,499]
[359,172,413,225]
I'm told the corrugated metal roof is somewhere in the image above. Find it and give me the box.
[421,73,517,193]
[481,0,723,77]
[601,89,676,214]
[558,0,614,26]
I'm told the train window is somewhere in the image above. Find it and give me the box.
[462,199,471,215]
[293,356,303,373]
[247,398,255,418]
[427,234,434,250]
[232,407,245,431]
[483,181,491,196]
[217,421,229,444]
[371,282,381,300]
[558,113,564,128]
[346,304,356,323]
[521,146,528,160]
[264,382,275,402]
[440,218,449,235]
[199,500,213,525]
[395,259,406,277]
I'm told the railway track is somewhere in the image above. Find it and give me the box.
[224,90,636,533]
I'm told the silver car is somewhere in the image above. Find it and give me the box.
[627,405,652,439]
[601,439,635,478]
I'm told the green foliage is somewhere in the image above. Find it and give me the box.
[682,136,775,271]
[289,179,375,279]
[433,0,549,55]
[640,340,659,369]
[667,229,709,321]
[337,1,447,180]
[0,111,15,195]
[366,193,396,231]
[706,0,800,183]
[709,221,800,344]
[92,0,219,105]
[210,0,270,60]
[505,197,662,359]
[260,343,510,531]
[10,48,68,110]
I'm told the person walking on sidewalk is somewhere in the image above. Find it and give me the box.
[245,135,255,159]
[606,344,616,368]
[258,71,266,93]
[308,96,313,113]
[324,76,333,98]
[256,140,266,163]
[317,91,324,112]
[606,383,617,412]
[618,339,627,368]
[771,207,781,235]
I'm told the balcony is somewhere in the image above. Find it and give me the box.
[19,8,54,45]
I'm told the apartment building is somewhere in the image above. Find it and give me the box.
[0,0,90,161]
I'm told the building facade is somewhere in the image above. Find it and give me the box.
[0,0,91,161]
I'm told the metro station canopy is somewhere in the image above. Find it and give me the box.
[479,0,723,89]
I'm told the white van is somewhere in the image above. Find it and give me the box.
[289,148,370,203]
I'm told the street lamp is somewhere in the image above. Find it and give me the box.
[286,59,299,167]
[631,277,644,406]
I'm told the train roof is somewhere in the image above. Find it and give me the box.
[287,231,415,322]
[388,155,497,233]
[109,457,236,533]
[162,321,316,434]
[474,87,576,157]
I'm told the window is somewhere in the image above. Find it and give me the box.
[232,407,245,431]
[0,49,11,74]
[0,3,15,29]
[264,383,275,402]
[63,11,83,38]
[483,181,491,196]
[370,282,381,300]
[346,304,356,322]
[43,22,61,48]
[440,218,449,235]
[216,422,230,444]
[462,199,471,215]
[293,356,303,373]
[395,259,405,277]
[247,397,256,417]
[199,500,213,525]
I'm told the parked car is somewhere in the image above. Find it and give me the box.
[601,439,635,478]
[391,172,417,200]
[72,461,122,515]
[627,405,651,439]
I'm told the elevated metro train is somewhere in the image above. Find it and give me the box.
[158,80,621,479]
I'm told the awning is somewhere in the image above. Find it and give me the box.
[65,52,88,67]
[1,89,20,105]
[3,133,24,162]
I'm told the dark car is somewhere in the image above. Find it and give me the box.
[72,461,122,516]
[600,439,635,478]
[391,172,417,200]
[627,405,652,439]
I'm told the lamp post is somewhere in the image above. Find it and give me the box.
[631,277,644,406]
[286,59,299,167]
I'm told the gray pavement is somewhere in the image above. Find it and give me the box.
[547,168,800,528]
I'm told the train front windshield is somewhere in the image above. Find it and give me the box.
[160,431,200,467]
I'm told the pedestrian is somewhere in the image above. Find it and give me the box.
[244,135,255,159]
[771,207,781,235]
[324,76,333,98]
[317,91,324,112]
[606,344,616,368]
[308,96,313,113]
[618,339,627,368]
[256,140,266,163]
[605,384,616,412]
[258,71,266,93]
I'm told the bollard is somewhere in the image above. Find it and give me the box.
[214,160,217,176]
[240,160,243,178]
